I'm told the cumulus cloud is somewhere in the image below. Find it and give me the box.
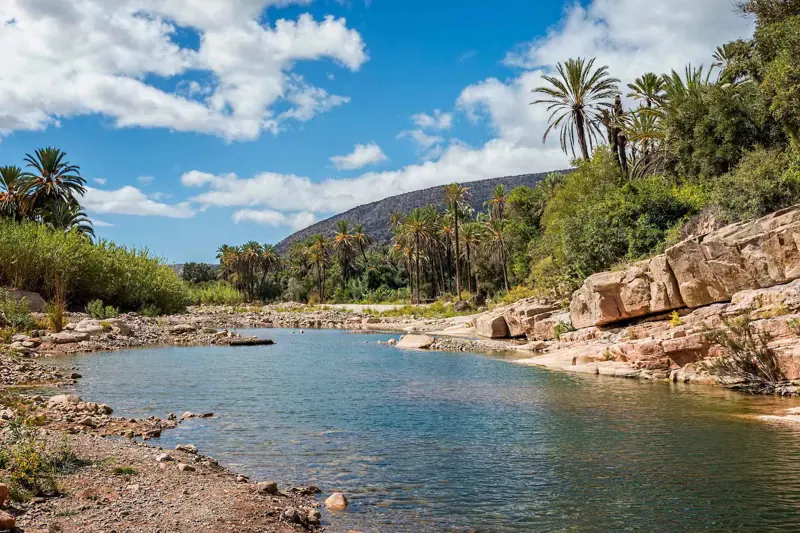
[411,109,453,130]
[82,186,195,218]
[232,209,317,230]
[329,142,388,170]
[0,1,367,140]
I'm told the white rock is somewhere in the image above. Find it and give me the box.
[324,492,349,511]
[396,334,435,350]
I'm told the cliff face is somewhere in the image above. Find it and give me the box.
[275,171,567,251]
[569,205,800,329]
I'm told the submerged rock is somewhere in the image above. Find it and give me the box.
[324,492,348,511]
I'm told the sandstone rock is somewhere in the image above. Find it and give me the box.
[475,314,509,339]
[74,319,107,336]
[307,508,322,526]
[48,331,90,344]
[325,492,348,511]
[396,334,435,349]
[502,299,558,337]
[0,483,8,506]
[3,288,46,312]
[177,463,195,472]
[0,510,14,531]
[48,394,81,408]
[170,324,196,334]
[0,408,14,420]
[175,443,198,454]
[156,453,173,463]
[362,317,381,324]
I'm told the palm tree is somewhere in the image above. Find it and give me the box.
[333,220,355,286]
[0,165,28,220]
[351,223,372,263]
[662,64,713,104]
[401,208,431,304]
[21,147,86,211]
[484,218,510,292]
[626,73,666,109]
[460,222,483,294]
[308,234,329,302]
[443,183,469,300]
[41,198,95,239]
[486,184,507,220]
[261,244,281,282]
[532,57,620,161]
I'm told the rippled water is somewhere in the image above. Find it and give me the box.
[61,328,800,532]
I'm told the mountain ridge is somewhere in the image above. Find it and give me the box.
[276,170,568,251]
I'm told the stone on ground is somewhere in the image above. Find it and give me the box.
[396,334,435,349]
[325,492,349,511]
[475,314,509,339]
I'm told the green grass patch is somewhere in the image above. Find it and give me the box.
[187,280,245,306]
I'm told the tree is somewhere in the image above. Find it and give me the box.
[460,222,483,294]
[486,184,507,220]
[21,147,86,212]
[333,220,355,287]
[626,72,666,109]
[351,223,372,263]
[532,57,620,160]
[443,183,469,300]
[0,165,28,220]
[41,198,95,239]
[307,235,330,302]
[182,262,217,284]
[484,218,510,292]
[399,208,431,304]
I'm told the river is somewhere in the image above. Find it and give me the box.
[62,328,800,532]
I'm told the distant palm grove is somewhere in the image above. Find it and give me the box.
[4,0,800,312]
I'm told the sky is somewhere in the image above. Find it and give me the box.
[0,0,754,262]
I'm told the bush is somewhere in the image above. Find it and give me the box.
[86,300,120,320]
[187,281,244,305]
[705,316,785,393]
[0,289,36,332]
[0,219,190,314]
[44,300,65,333]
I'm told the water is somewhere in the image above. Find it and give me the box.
[59,328,800,532]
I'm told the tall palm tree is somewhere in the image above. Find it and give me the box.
[333,220,355,286]
[484,218,510,292]
[401,208,430,304]
[486,184,507,220]
[41,198,95,239]
[626,73,666,109]
[532,57,620,161]
[443,183,469,300]
[261,244,281,282]
[439,221,454,293]
[308,234,329,302]
[460,222,483,294]
[351,223,372,263]
[662,64,713,104]
[21,147,86,211]
[0,165,28,220]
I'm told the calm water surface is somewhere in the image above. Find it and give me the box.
[61,328,800,532]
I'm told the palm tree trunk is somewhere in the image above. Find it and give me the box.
[576,112,591,161]
[445,238,452,293]
[501,245,510,292]
[465,243,472,294]
[414,233,421,304]
[453,207,462,300]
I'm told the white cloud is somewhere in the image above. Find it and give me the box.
[411,109,453,130]
[233,209,317,230]
[91,218,114,227]
[137,176,155,185]
[329,142,388,170]
[93,178,107,185]
[82,186,195,218]
[397,129,444,150]
[0,1,367,140]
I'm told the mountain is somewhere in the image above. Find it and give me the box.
[276,170,567,251]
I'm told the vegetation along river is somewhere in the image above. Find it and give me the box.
[61,328,800,532]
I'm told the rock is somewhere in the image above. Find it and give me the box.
[170,324,196,334]
[47,394,81,408]
[502,299,558,337]
[396,334,435,349]
[387,338,398,346]
[0,510,14,531]
[255,481,279,495]
[156,453,173,463]
[3,288,46,312]
[73,319,107,336]
[307,508,322,525]
[175,444,198,454]
[48,331,90,344]
[235,474,248,483]
[324,492,349,511]
[531,311,572,341]
[0,408,14,420]
[0,483,8,506]
[571,205,800,328]
[229,337,274,346]
[177,463,195,472]
[453,300,472,312]
[475,313,509,339]
[362,317,382,324]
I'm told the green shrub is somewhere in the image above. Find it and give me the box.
[44,300,66,333]
[181,262,217,284]
[553,321,576,340]
[138,304,161,318]
[85,299,120,319]
[187,280,244,305]
[0,219,190,314]
[0,289,36,332]
[112,466,137,476]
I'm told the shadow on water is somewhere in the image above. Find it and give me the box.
[58,328,800,532]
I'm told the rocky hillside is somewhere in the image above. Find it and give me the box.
[276,171,566,251]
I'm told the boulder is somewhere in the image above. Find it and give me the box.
[170,324,196,334]
[156,453,173,463]
[47,394,81,408]
[325,492,349,511]
[396,334,435,349]
[3,289,46,312]
[0,483,8,506]
[48,331,90,344]
[502,299,558,338]
[0,510,14,531]
[570,205,800,328]
[475,314,509,339]
[175,443,198,454]
[531,311,572,341]
[73,319,107,336]
[177,463,196,472]
[255,481,279,495]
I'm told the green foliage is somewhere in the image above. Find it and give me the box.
[0,219,190,314]
[113,466,138,476]
[710,147,800,223]
[138,304,161,318]
[181,262,217,284]
[553,321,576,340]
[85,299,119,319]
[0,289,36,332]
[366,299,477,319]
[187,280,245,305]
[670,311,684,327]
[44,300,65,333]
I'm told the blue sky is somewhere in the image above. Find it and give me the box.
[0,0,752,262]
